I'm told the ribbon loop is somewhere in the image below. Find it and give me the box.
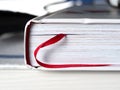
[34,33,110,68]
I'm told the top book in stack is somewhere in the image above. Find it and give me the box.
[25,5,120,70]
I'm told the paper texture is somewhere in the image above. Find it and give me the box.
[27,24,120,68]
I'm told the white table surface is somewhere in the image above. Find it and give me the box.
[0,68,120,90]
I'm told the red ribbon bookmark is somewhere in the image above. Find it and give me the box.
[34,33,111,68]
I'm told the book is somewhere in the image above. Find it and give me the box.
[25,5,120,70]
[40,5,120,23]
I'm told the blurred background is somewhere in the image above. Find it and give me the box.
[0,0,117,67]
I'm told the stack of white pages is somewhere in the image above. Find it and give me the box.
[25,5,120,70]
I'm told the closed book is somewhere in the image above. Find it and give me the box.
[25,5,120,70]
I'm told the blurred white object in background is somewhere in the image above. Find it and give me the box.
[43,0,73,13]
[0,0,72,16]
[108,0,120,7]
